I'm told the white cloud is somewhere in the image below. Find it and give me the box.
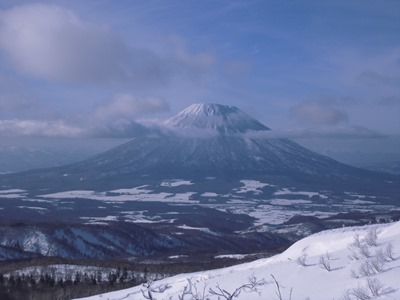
[0,118,158,138]
[0,89,171,138]
[243,126,385,140]
[0,4,216,87]
[93,93,169,122]
[0,119,83,137]
[87,119,152,138]
[290,99,348,125]
[0,116,386,141]
[0,4,170,85]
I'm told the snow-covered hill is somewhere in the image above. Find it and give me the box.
[75,221,400,300]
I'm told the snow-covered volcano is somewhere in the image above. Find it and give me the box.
[0,103,394,190]
[64,103,381,179]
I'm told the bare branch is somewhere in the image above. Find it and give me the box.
[271,274,293,300]
[209,276,266,300]
[271,274,283,300]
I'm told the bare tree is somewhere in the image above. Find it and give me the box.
[370,255,386,273]
[351,234,363,248]
[342,278,393,300]
[384,243,395,261]
[141,280,171,300]
[366,278,384,296]
[351,285,371,300]
[365,228,378,247]
[209,276,266,300]
[348,247,361,261]
[348,234,371,260]
[270,274,293,300]
[375,248,386,263]
[359,244,371,259]
[358,260,375,277]
[319,252,332,271]
[296,253,308,267]
[339,289,352,300]
[178,278,209,300]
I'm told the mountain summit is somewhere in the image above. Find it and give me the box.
[165,103,270,134]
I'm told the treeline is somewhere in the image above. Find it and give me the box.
[0,267,145,300]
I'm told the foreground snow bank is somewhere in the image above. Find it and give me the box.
[75,221,400,300]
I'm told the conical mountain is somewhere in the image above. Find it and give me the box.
[0,103,395,192]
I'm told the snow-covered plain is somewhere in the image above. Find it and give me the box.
[161,180,193,187]
[2,178,394,226]
[75,221,400,300]
[234,180,273,194]
[40,189,199,204]
[16,186,392,226]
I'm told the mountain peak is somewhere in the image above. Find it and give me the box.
[166,103,270,134]
[180,103,240,116]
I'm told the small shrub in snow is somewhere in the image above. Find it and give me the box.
[375,248,386,263]
[351,234,363,248]
[340,278,393,300]
[366,278,384,297]
[370,255,386,273]
[365,228,378,247]
[296,253,308,267]
[384,243,395,261]
[319,252,332,272]
[348,234,371,260]
[359,244,371,259]
[358,260,376,277]
[348,247,361,261]
[351,284,371,300]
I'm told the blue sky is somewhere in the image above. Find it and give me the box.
[0,1,399,152]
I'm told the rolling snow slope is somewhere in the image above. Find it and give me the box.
[75,221,400,300]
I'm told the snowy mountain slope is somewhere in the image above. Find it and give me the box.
[75,221,400,300]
